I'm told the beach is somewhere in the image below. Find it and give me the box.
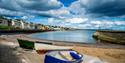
[0,42,22,63]
[73,46,125,63]
[0,34,44,63]
[0,33,125,63]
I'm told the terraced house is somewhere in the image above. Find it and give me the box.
[0,16,8,26]
[29,22,35,30]
[11,19,25,29]
[0,16,50,30]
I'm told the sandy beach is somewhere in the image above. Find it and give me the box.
[0,33,125,63]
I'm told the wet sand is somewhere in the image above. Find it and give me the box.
[0,34,125,63]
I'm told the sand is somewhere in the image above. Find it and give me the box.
[73,47,125,63]
[0,34,125,63]
[0,41,44,63]
[0,43,22,63]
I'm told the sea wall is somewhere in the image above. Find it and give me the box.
[0,30,53,34]
[93,30,125,45]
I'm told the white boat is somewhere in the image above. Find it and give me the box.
[35,43,73,54]
[44,50,83,63]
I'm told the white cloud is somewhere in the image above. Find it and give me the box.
[89,20,125,25]
[0,0,63,11]
[1,0,125,18]
[0,0,125,30]
[0,0,63,16]
[21,15,35,20]
[48,18,54,24]
[69,0,125,17]
[65,18,83,23]
[69,1,86,16]
[65,18,88,23]
[48,8,70,17]
[0,8,29,16]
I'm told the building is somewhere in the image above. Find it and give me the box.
[0,16,8,26]
[35,24,42,30]
[29,22,35,29]
[0,16,52,30]
[11,19,25,29]
[23,22,30,29]
[8,19,13,26]
[35,24,48,30]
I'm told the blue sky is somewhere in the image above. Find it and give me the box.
[59,0,76,7]
[0,0,125,30]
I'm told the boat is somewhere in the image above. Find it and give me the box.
[17,39,72,51]
[17,39,35,49]
[44,50,83,63]
[35,42,73,54]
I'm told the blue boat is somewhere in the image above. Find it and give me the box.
[44,50,83,63]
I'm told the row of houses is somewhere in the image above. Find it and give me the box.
[0,16,49,30]
[46,25,74,31]
[0,16,74,31]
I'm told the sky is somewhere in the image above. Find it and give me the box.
[0,0,125,30]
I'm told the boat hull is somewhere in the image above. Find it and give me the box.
[44,51,83,63]
[17,39,34,49]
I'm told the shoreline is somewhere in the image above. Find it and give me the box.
[0,32,125,63]
[1,34,125,49]
[1,32,125,49]
[22,33,125,49]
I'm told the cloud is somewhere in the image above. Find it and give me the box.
[72,20,125,30]
[0,8,30,16]
[69,1,85,16]
[70,0,125,17]
[1,0,125,18]
[0,0,63,11]
[45,7,70,18]
[65,18,88,23]
[44,16,125,30]
[0,0,63,16]
[0,0,125,30]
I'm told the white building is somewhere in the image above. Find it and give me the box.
[0,17,8,26]
[11,19,25,29]
[29,22,35,29]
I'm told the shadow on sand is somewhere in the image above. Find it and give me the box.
[0,44,22,63]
